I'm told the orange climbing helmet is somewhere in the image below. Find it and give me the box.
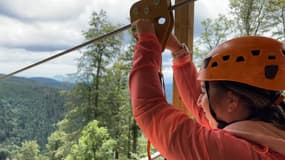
[198,36,285,91]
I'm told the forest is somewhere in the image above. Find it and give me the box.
[0,76,67,159]
[0,0,284,159]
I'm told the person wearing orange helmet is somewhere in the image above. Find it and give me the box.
[129,19,285,159]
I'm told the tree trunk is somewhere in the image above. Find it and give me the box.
[132,120,138,154]
[94,49,103,119]
[127,116,132,158]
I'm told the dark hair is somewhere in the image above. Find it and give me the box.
[213,81,285,130]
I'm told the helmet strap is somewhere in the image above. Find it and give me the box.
[274,95,285,113]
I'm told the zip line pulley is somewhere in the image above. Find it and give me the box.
[130,0,174,50]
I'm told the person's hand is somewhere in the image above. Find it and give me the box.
[165,34,182,53]
[131,19,155,39]
[166,34,192,59]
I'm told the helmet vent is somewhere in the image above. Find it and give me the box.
[265,65,278,79]
[236,56,245,62]
[251,50,260,56]
[268,54,276,60]
[211,62,218,68]
[282,50,285,56]
[203,57,212,68]
[222,55,230,61]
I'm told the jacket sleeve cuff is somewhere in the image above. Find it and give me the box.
[172,54,193,69]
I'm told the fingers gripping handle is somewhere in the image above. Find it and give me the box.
[130,0,174,51]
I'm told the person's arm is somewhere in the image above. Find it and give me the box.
[173,55,211,128]
[129,30,190,158]
[166,35,210,128]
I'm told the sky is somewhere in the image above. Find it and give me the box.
[0,0,229,81]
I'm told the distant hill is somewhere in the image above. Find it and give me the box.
[29,77,73,89]
[0,74,73,88]
[0,75,68,149]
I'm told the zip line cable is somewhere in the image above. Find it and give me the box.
[0,24,131,80]
[0,0,194,80]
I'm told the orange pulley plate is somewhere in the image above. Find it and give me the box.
[130,0,174,50]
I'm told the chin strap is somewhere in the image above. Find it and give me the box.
[274,95,285,106]
[274,95,285,114]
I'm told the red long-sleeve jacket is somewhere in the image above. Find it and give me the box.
[129,33,285,160]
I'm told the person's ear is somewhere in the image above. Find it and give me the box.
[226,91,239,113]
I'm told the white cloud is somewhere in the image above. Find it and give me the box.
[0,0,137,50]
[0,0,137,79]
[195,0,230,19]
[0,0,230,79]
[88,0,136,24]
[0,15,84,50]
[0,47,80,77]
[0,0,88,21]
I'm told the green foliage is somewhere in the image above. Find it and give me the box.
[0,147,11,160]
[66,120,116,160]
[264,0,285,41]
[46,130,68,160]
[0,144,19,159]
[229,0,285,38]
[0,77,67,152]
[58,10,123,136]
[230,0,268,35]
[46,10,140,160]
[198,15,234,51]
[14,140,40,160]
[194,15,234,66]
